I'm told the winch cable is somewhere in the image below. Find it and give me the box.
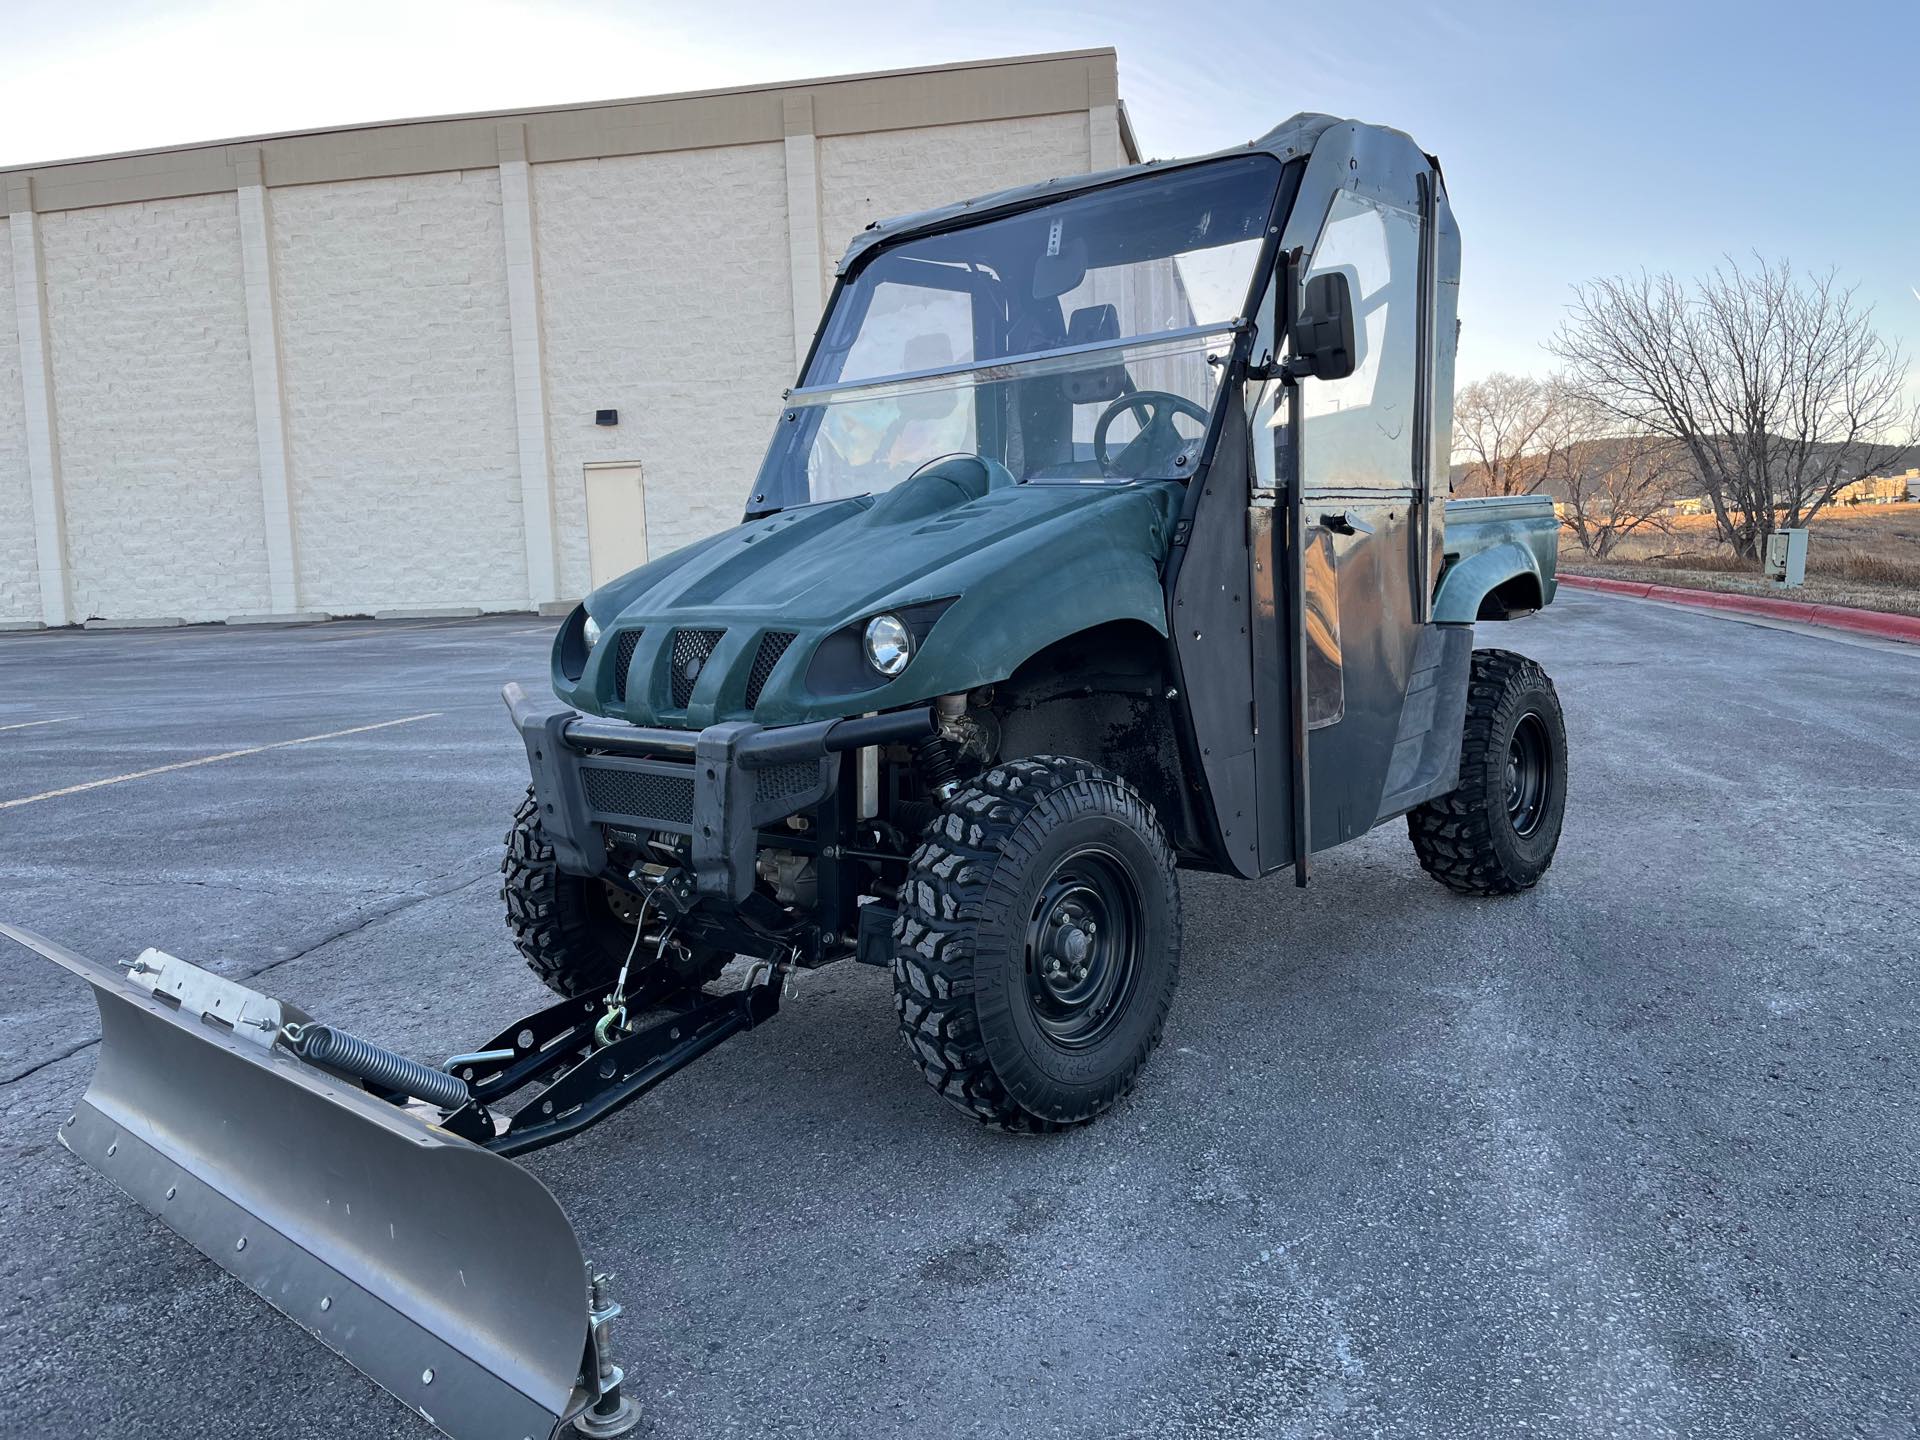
[595,888,658,1047]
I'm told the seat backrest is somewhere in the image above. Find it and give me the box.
[1062,304,1126,405]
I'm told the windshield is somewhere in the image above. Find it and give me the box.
[751,154,1281,511]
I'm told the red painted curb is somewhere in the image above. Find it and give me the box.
[1808,603,1920,643]
[1560,574,1653,599]
[1560,572,1920,644]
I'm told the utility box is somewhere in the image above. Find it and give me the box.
[1764,528,1808,588]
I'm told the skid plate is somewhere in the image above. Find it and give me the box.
[2,923,594,1440]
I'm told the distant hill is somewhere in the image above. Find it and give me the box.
[1449,437,1912,503]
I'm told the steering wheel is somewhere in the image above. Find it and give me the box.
[1092,390,1211,475]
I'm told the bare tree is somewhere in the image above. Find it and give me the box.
[1550,413,1683,558]
[1452,372,1575,496]
[1551,258,1915,557]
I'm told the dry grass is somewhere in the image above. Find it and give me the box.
[1562,501,1920,618]
[1816,550,1920,588]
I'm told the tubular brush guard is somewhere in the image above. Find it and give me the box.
[0,920,783,1440]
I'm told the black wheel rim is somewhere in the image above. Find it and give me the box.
[601,880,645,927]
[1505,711,1551,838]
[1023,844,1143,1049]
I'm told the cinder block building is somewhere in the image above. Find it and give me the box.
[0,50,1135,627]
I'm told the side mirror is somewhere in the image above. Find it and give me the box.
[1289,271,1357,382]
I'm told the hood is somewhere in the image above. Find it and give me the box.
[556,465,1181,728]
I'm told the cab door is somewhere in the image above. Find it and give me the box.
[1291,188,1431,850]
[1247,141,1444,876]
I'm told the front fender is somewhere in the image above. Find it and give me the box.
[747,481,1179,722]
[1432,539,1552,623]
[904,546,1170,698]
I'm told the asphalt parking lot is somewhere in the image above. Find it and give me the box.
[1,593,1916,1439]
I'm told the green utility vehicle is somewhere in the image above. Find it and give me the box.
[502,114,1565,1129]
[9,113,1565,1440]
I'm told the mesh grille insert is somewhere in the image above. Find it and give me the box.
[669,629,725,709]
[757,759,821,805]
[580,766,694,826]
[611,629,642,703]
[743,631,797,709]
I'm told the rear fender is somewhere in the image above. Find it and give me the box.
[1432,540,1549,623]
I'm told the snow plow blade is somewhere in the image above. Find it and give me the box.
[1,923,599,1440]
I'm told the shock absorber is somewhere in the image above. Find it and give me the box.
[912,733,960,801]
[913,692,971,803]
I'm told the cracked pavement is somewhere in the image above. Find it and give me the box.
[0,600,1916,1439]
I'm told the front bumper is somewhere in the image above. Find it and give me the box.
[503,683,933,903]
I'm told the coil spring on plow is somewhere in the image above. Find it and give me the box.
[282,1021,473,1111]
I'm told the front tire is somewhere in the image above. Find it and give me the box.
[891,757,1182,1131]
[1408,648,1567,895]
[501,787,727,997]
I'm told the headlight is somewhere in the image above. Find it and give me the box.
[582,614,602,648]
[863,614,912,676]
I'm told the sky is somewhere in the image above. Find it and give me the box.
[3,0,1917,397]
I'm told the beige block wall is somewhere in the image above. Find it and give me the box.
[0,243,36,623]
[40,194,265,621]
[816,113,1092,295]
[274,169,525,612]
[534,142,794,596]
[0,60,1120,623]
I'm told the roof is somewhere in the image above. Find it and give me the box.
[835,112,1348,276]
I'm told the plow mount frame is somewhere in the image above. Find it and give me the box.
[1,920,785,1440]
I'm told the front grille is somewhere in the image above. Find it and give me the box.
[580,765,694,825]
[611,629,642,703]
[669,629,725,709]
[757,759,820,804]
[743,631,796,709]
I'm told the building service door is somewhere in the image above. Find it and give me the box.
[583,463,650,589]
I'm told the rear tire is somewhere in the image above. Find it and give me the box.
[891,756,1182,1132]
[1408,648,1567,895]
[501,787,727,997]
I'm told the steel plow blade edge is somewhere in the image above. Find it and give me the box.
[1,922,595,1440]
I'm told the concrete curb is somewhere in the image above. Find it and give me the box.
[1560,573,1920,645]
[224,611,332,626]
[81,615,186,630]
